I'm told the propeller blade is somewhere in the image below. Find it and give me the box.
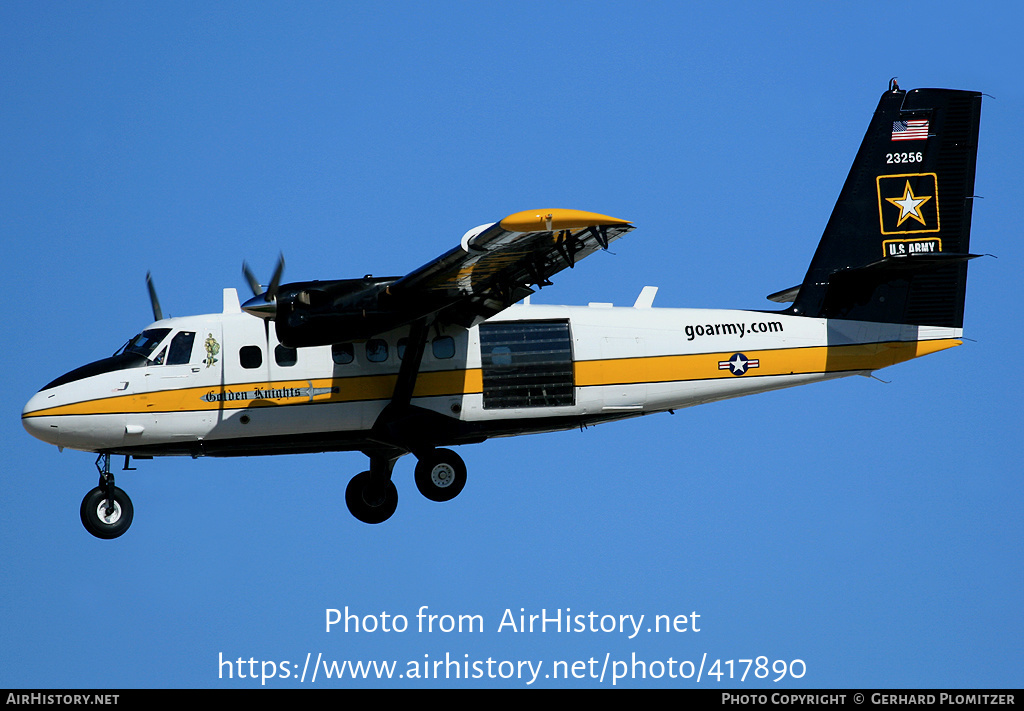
[146,272,163,322]
[242,261,263,297]
[240,254,285,319]
[266,253,285,301]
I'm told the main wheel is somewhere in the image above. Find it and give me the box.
[414,448,467,502]
[345,471,398,524]
[80,486,134,539]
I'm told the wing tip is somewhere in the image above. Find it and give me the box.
[499,208,632,233]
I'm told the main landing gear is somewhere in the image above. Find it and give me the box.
[345,447,467,524]
[344,316,469,525]
[414,448,467,502]
[80,453,134,539]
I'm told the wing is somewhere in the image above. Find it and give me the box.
[260,208,634,347]
[386,208,634,327]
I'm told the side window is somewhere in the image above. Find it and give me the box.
[167,331,196,365]
[239,345,263,369]
[366,339,388,363]
[397,338,407,360]
[432,336,455,359]
[332,343,354,365]
[275,345,297,367]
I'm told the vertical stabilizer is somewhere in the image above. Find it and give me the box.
[789,85,982,328]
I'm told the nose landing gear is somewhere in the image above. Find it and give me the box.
[80,453,134,539]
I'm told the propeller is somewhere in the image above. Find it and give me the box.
[241,253,285,319]
[145,271,164,321]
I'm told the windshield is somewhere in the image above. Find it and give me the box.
[114,328,171,359]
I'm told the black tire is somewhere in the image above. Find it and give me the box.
[414,448,467,502]
[80,486,134,539]
[345,471,398,524]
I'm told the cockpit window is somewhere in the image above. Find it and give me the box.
[115,329,171,360]
[167,331,196,365]
[41,327,172,392]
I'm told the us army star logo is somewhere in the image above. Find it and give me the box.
[876,173,940,235]
[885,181,932,227]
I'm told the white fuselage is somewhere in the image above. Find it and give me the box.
[22,288,961,457]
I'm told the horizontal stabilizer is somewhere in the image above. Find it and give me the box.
[767,285,801,304]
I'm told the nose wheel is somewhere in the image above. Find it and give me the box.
[80,454,134,539]
[81,484,134,539]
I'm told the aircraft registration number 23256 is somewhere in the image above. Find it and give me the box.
[886,151,924,164]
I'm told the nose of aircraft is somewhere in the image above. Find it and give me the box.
[22,391,61,447]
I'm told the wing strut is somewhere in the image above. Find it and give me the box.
[367,317,434,453]
[389,318,431,411]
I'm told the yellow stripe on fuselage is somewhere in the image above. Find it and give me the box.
[23,369,486,419]
[22,339,959,419]
[575,339,960,386]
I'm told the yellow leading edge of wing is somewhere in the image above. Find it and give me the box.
[499,208,631,233]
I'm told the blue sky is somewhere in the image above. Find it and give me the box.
[2,1,1021,689]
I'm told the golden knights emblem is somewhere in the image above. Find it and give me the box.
[203,333,220,368]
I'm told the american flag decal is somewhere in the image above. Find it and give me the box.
[892,119,929,141]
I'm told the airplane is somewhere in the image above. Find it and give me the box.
[23,83,983,539]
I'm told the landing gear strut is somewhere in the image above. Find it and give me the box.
[344,317,471,524]
[80,453,134,539]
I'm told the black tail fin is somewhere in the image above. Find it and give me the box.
[788,85,982,328]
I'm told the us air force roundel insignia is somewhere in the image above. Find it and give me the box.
[876,173,940,235]
[719,353,760,376]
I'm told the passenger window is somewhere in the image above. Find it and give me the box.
[397,338,407,360]
[332,343,354,365]
[167,331,196,365]
[366,339,388,363]
[432,336,455,359]
[275,345,297,367]
[240,346,263,369]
